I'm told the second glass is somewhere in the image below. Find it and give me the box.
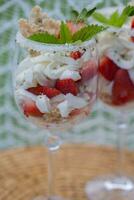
[86,25,134,199]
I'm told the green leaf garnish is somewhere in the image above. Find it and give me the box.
[71,9,79,19]
[72,25,106,42]
[28,32,59,44]
[93,6,134,28]
[71,7,96,23]
[28,22,105,44]
[59,21,72,43]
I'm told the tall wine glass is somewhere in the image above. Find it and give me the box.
[14,32,98,200]
[86,25,134,199]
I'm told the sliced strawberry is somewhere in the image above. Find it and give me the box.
[70,51,82,60]
[99,56,119,81]
[80,60,97,82]
[42,87,61,98]
[112,69,134,105]
[66,21,84,34]
[131,18,134,42]
[27,86,61,98]
[27,85,44,95]
[55,79,78,96]
[23,100,43,117]
[131,18,134,28]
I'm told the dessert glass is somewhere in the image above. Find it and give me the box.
[86,27,134,200]
[14,32,98,200]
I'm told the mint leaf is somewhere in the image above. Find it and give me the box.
[28,32,58,44]
[77,8,88,22]
[93,12,109,25]
[28,23,106,44]
[72,25,106,42]
[71,7,96,23]
[109,10,119,23]
[59,21,72,43]
[86,7,96,17]
[122,5,134,16]
[71,9,79,19]
[93,6,134,28]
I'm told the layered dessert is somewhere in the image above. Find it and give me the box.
[98,26,134,109]
[15,6,101,129]
[93,6,134,110]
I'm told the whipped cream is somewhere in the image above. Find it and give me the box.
[82,49,91,62]
[16,67,37,89]
[98,76,113,96]
[57,100,70,117]
[106,46,134,70]
[36,95,51,113]
[60,69,81,81]
[16,51,83,88]
[57,93,87,117]
[16,57,33,74]
[98,29,134,70]
[15,88,36,103]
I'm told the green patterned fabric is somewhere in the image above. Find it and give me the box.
[0,0,133,149]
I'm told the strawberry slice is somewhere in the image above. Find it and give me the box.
[99,56,119,81]
[131,18,134,28]
[55,79,78,96]
[131,18,134,42]
[70,51,82,60]
[27,85,44,95]
[80,60,97,82]
[112,69,134,105]
[23,100,43,117]
[27,86,61,98]
[66,21,84,34]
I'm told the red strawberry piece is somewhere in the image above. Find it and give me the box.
[42,87,61,98]
[70,51,82,60]
[131,18,134,42]
[27,85,44,95]
[27,86,61,98]
[99,56,119,81]
[80,60,97,82]
[66,21,84,34]
[23,100,43,117]
[112,69,134,105]
[131,18,134,28]
[55,79,79,96]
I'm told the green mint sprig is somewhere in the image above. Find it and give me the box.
[72,25,106,42]
[28,21,106,44]
[71,7,96,23]
[93,6,134,28]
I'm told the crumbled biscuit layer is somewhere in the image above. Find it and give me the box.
[99,93,113,105]
[19,5,61,37]
[28,49,41,57]
[43,108,62,123]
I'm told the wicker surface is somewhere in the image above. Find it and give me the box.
[0,145,134,200]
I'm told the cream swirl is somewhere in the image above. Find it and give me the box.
[16,51,85,88]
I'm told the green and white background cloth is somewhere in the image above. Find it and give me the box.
[0,0,134,149]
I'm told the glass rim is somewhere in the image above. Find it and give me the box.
[16,32,96,52]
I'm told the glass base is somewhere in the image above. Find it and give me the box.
[85,176,134,200]
[33,196,65,200]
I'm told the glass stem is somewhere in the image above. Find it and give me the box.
[104,111,134,191]
[45,134,61,200]
[116,111,127,177]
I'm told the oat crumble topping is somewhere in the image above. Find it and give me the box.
[19,5,61,38]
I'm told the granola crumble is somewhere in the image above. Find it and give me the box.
[19,5,61,38]
[29,49,41,57]
[43,108,62,123]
